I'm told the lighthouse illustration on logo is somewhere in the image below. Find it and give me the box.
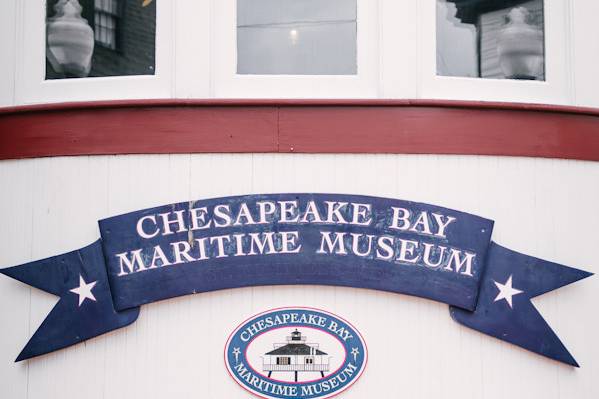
[262,329,330,382]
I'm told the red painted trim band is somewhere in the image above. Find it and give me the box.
[0,99,598,161]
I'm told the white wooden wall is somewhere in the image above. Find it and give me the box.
[1,0,598,397]
[1,0,599,106]
[0,154,597,399]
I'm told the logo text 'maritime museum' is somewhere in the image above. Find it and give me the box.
[224,308,367,399]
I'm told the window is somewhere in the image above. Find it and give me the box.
[305,357,314,364]
[21,0,572,103]
[236,0,357,75]
[436,0,545,81]
[45,0,156,79]
[419,0,568,103]
[213,0,378,98]
[276,357,291,365]
[94,0,121,50]
[19,0,172,103]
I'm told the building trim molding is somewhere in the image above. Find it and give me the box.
[1,99,598,161]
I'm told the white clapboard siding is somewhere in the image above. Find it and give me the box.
[0,154,597,399]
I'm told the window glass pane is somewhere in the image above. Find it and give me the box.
[45,0,156,79]
[237,0,357,75]
[436,0,545,81]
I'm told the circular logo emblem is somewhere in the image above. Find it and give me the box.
[224,307,367,399]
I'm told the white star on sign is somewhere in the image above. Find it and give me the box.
[493,275,524,309]
[69,275,97,306]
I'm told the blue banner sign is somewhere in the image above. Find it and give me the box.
[0,194,592,366]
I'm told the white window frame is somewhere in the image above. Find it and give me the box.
[15,0,174,104]
[211,0,379,98]
[418,0,571,104]
[378,0,418,98]
[0,0,17,106]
